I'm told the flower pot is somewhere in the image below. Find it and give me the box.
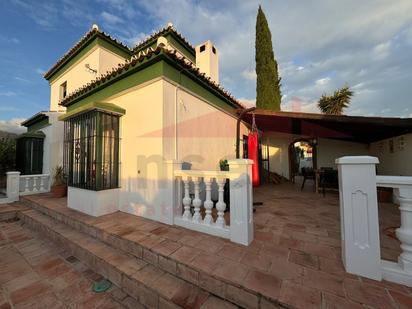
[51,184,67,198]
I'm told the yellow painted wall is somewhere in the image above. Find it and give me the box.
[49,45,126,111]
[106,80,167,221]
[163,79,248,170]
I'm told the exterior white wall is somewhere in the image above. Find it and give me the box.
[370,133,412,176]
[263,134,370,179]
[263,132,298,179]
[317,138,369,168]
[99,78,247,222]
[68,187,119,217]
[39,112,64,178]
[49,45,126,111]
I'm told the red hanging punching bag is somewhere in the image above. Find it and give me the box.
[248,131,260,187]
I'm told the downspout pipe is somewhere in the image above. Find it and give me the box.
[236,107,256,159]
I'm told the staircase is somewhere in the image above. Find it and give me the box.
[16,195,285,309]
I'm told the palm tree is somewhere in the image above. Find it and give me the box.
[318,85,354,115]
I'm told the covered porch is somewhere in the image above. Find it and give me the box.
[17,182,409,308]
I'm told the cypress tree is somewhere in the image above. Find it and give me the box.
[255,5,281,111]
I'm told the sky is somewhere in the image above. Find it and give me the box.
[1,0,412,133]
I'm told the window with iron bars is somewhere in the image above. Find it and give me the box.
[63,110,120,191]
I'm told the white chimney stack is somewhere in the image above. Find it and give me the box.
[195,40,219,84]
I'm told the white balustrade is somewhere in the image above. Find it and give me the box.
[337,156,412,287]
[19,174,51,196]
[173,159,254,245]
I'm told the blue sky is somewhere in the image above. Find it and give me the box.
[1,0,412,133]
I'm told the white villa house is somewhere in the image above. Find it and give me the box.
[3,23,412,299]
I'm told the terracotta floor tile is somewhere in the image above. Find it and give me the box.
[279,280,321,309]
[343,278,394,309]
[217,243,247,262]
[289,250,319,270]
[322,292,363,309]
[240,251,272,272]
[213,259,249,285]
[152,239,182,256]
[302,268,345,297]
[170,246,200,264]
[389,289,412,309]
[243,270,281,300]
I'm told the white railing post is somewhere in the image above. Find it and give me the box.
[6,171,20,202]
[182,176,192,221]
[335,156,381,280]
[192,177,202,223]
[163,160,182,225]
[215,178,227,228]
[396,187,412,272]
[203,178,213,225]
[228,159,254,246]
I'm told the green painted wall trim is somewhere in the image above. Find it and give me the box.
[47,35,131,83]
[59,101,126,120]
[165,34,196,62]
[133,30,195,61]
[17,131,46,139]
[27,118,50,132]
[63,51,239,116]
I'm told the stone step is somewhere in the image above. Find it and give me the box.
[19,209,239,309]
[0,203,29,221]
[20,196,285,309]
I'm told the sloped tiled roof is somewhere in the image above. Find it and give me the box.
[132,24,195,56]
[58,45,243,109]
[44,26,132,80]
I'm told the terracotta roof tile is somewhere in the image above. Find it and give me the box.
[132,23,195,55]
[58,45,243,109]
[44,26,132,80]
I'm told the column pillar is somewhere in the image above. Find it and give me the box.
[228,159,254,245]
[163,160,182,225]
[6,171,20,202]
[396,187,412,272]
[335,156,381,280]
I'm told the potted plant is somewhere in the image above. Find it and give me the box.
[51,165,67,198]
[219,159,230,208]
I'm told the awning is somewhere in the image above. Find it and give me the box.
[243,109,412,143]
[58,101,126,121]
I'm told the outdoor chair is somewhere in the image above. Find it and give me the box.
[301,167,315,190]
[319,167,339,197]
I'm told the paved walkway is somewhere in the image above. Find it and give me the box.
[0,218,136,309]
[19,181,412,309]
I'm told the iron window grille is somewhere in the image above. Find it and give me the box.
[16,137,44,175]
[63,110,121,191]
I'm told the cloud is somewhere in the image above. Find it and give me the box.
[315,77,331,86]
[241,69,256,81]
[0,91,17,97]
[239,98,255,108]
[0,118,25,134]
[35,68,46,75]
[100,11,123,25]
[373,41,391,60]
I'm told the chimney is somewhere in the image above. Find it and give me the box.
[195,40,219,84]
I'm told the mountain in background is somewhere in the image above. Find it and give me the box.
[0,130,18,139]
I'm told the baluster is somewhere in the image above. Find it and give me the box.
[215,177,227,228]
[182,177,192,220]
[39,176,45,192]
[192,177,202,223]
[203,177,213,225]
[32,177,38,192]
[24,177,29,192]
